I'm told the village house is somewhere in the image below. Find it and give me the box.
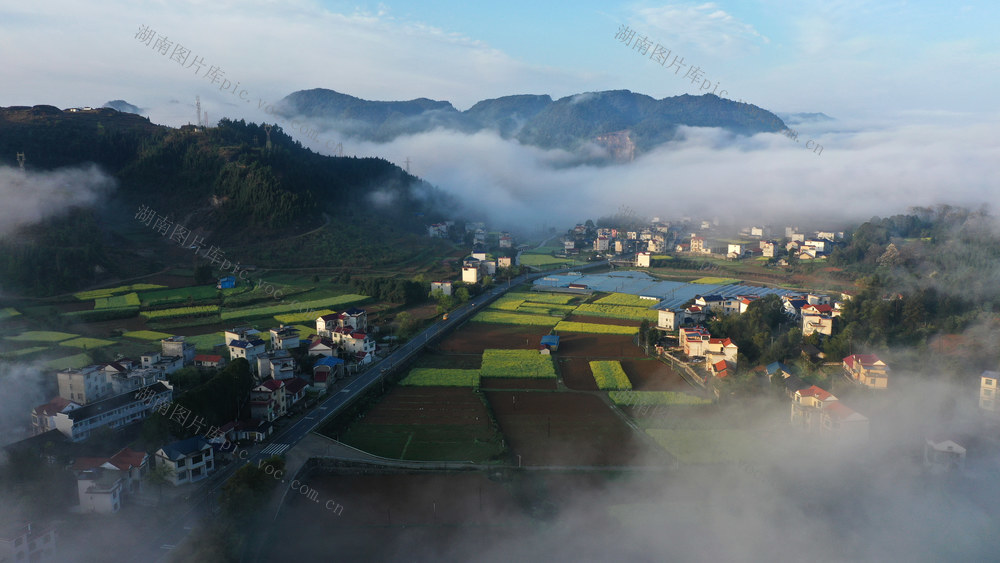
[790,385,869,442]
[694,294,725,314]
[31,396,80,436]
[636,252,651,267]
[74,468,124,514]
[161,336,196,365]
[462,265,480,284]
[155,436,215,486]
[430,280,453,296]
[224,326,262,346]
[0,522,56,562]
[54,382,172,442]
[657,308,680,331]
[284,377,309,410]
[70,447,148,503]
[56,366,112,405]
[499,232,513,248]
[427,223,448,238]
[269,325,301,350]
[801,304,835,336]
[689,236,710,254]
[540,335,560,353]
[140,351,184,376]
[680,327,711,357]
[923,437,966,474]
[194,354,226,369]
[979,370,999,415]
[705,337,738,368]
[227,338,267,372]
[498,256,513,269]
[312,356,345,390]
[761,241,776,258]
[307,336,337,357]
[250,379,287,421]
[256,349,296,381]
[843,354,890,389]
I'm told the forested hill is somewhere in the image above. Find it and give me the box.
[276,88,788,154]
[0,106,458,295]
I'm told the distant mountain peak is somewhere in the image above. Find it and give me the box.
[275,88,789,160]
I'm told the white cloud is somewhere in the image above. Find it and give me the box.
[301,112,1000,233]
[634,2,770,57]
[0,164,116,236]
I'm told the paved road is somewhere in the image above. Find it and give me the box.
[134,259,608,562]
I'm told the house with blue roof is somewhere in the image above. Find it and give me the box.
[540,334,560,352]
[155,436,214,486]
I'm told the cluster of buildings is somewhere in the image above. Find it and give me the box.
[562,223,671,260]
[461,251,513,284]
[676,226,843,263]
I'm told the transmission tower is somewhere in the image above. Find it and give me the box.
[16,152,25,172]
[195,96,202,127]
[404,157,411,173]
[263,124,272,151]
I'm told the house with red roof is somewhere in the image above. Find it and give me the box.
[680,327,711,357]
[705,337,738,366]
[194,354,226,369]
[790,385,869,442]
[70,446,149,513]
[802,304,835,336]
[31,396,80,436]
[284,377,309,409]
[250,379,287,421]
[843,354,889,389]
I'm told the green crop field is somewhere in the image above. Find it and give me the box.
[0,307,21,320]
[6,346,49,357]
[507,292,578,305]
[481,349,557,378]
[691,277,738,285]
[516,304,575,316]
[574,303,658,321]
[471,311,560,327]
[122,330,174,340]
[590,360,632,390]
[274,309,335,324]
[489,297,526,311]
[94,292,141,309]
[593,293,654,307]
[610,390,712,406]
[140,305,220,320]
[646,429,757,463]
[553,321,637,335]
[185,333,226,351]
[6,331,79,342]
[46,353,92,370]
[74,283,166,300]
[400,368,481,387]
[518,254,578,267]
[59,337,116,349]
[219,294,368,322]
[138,285,233,306]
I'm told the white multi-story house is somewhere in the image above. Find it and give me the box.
[161,336,196,365]
[790,385,869,443]
[53,382,172,442]
[140,351,184,376]
[980,370,1000,415]
[228,339,267,372]
[250,379,287,421]
[224,326,263,347]
[430,281,453,296]
[256,349,296,380]
[57,366,111,405]
[155,436,215,486]
[269,325,301,350]
[0,522,56,562]
[31,397,80,436]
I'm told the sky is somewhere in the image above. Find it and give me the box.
[2,0,1000,228]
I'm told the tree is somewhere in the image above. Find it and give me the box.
[145,462,174,504]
